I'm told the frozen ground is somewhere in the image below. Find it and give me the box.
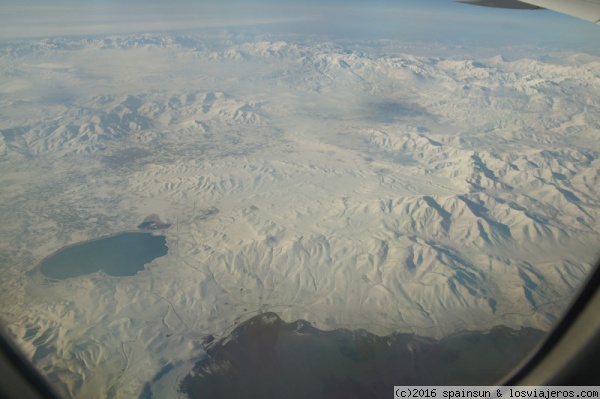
[0,33,599,398]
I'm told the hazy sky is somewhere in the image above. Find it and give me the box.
[0,0,598,49]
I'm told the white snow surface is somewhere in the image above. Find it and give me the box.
[0,33,599,398]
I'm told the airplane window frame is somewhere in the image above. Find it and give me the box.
[504,261,600,386]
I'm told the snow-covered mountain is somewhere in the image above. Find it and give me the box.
[0,33,599,398]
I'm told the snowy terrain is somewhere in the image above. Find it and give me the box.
[0,33,599,398]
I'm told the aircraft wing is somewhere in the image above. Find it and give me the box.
[456,0,600,24]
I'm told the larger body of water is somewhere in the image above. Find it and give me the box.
[39,232,168,280]
[178,313,544,399]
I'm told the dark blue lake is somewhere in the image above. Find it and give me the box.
[179,313,545,399]
[39,232,168,280]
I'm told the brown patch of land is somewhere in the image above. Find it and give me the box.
[137,214,171,230]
